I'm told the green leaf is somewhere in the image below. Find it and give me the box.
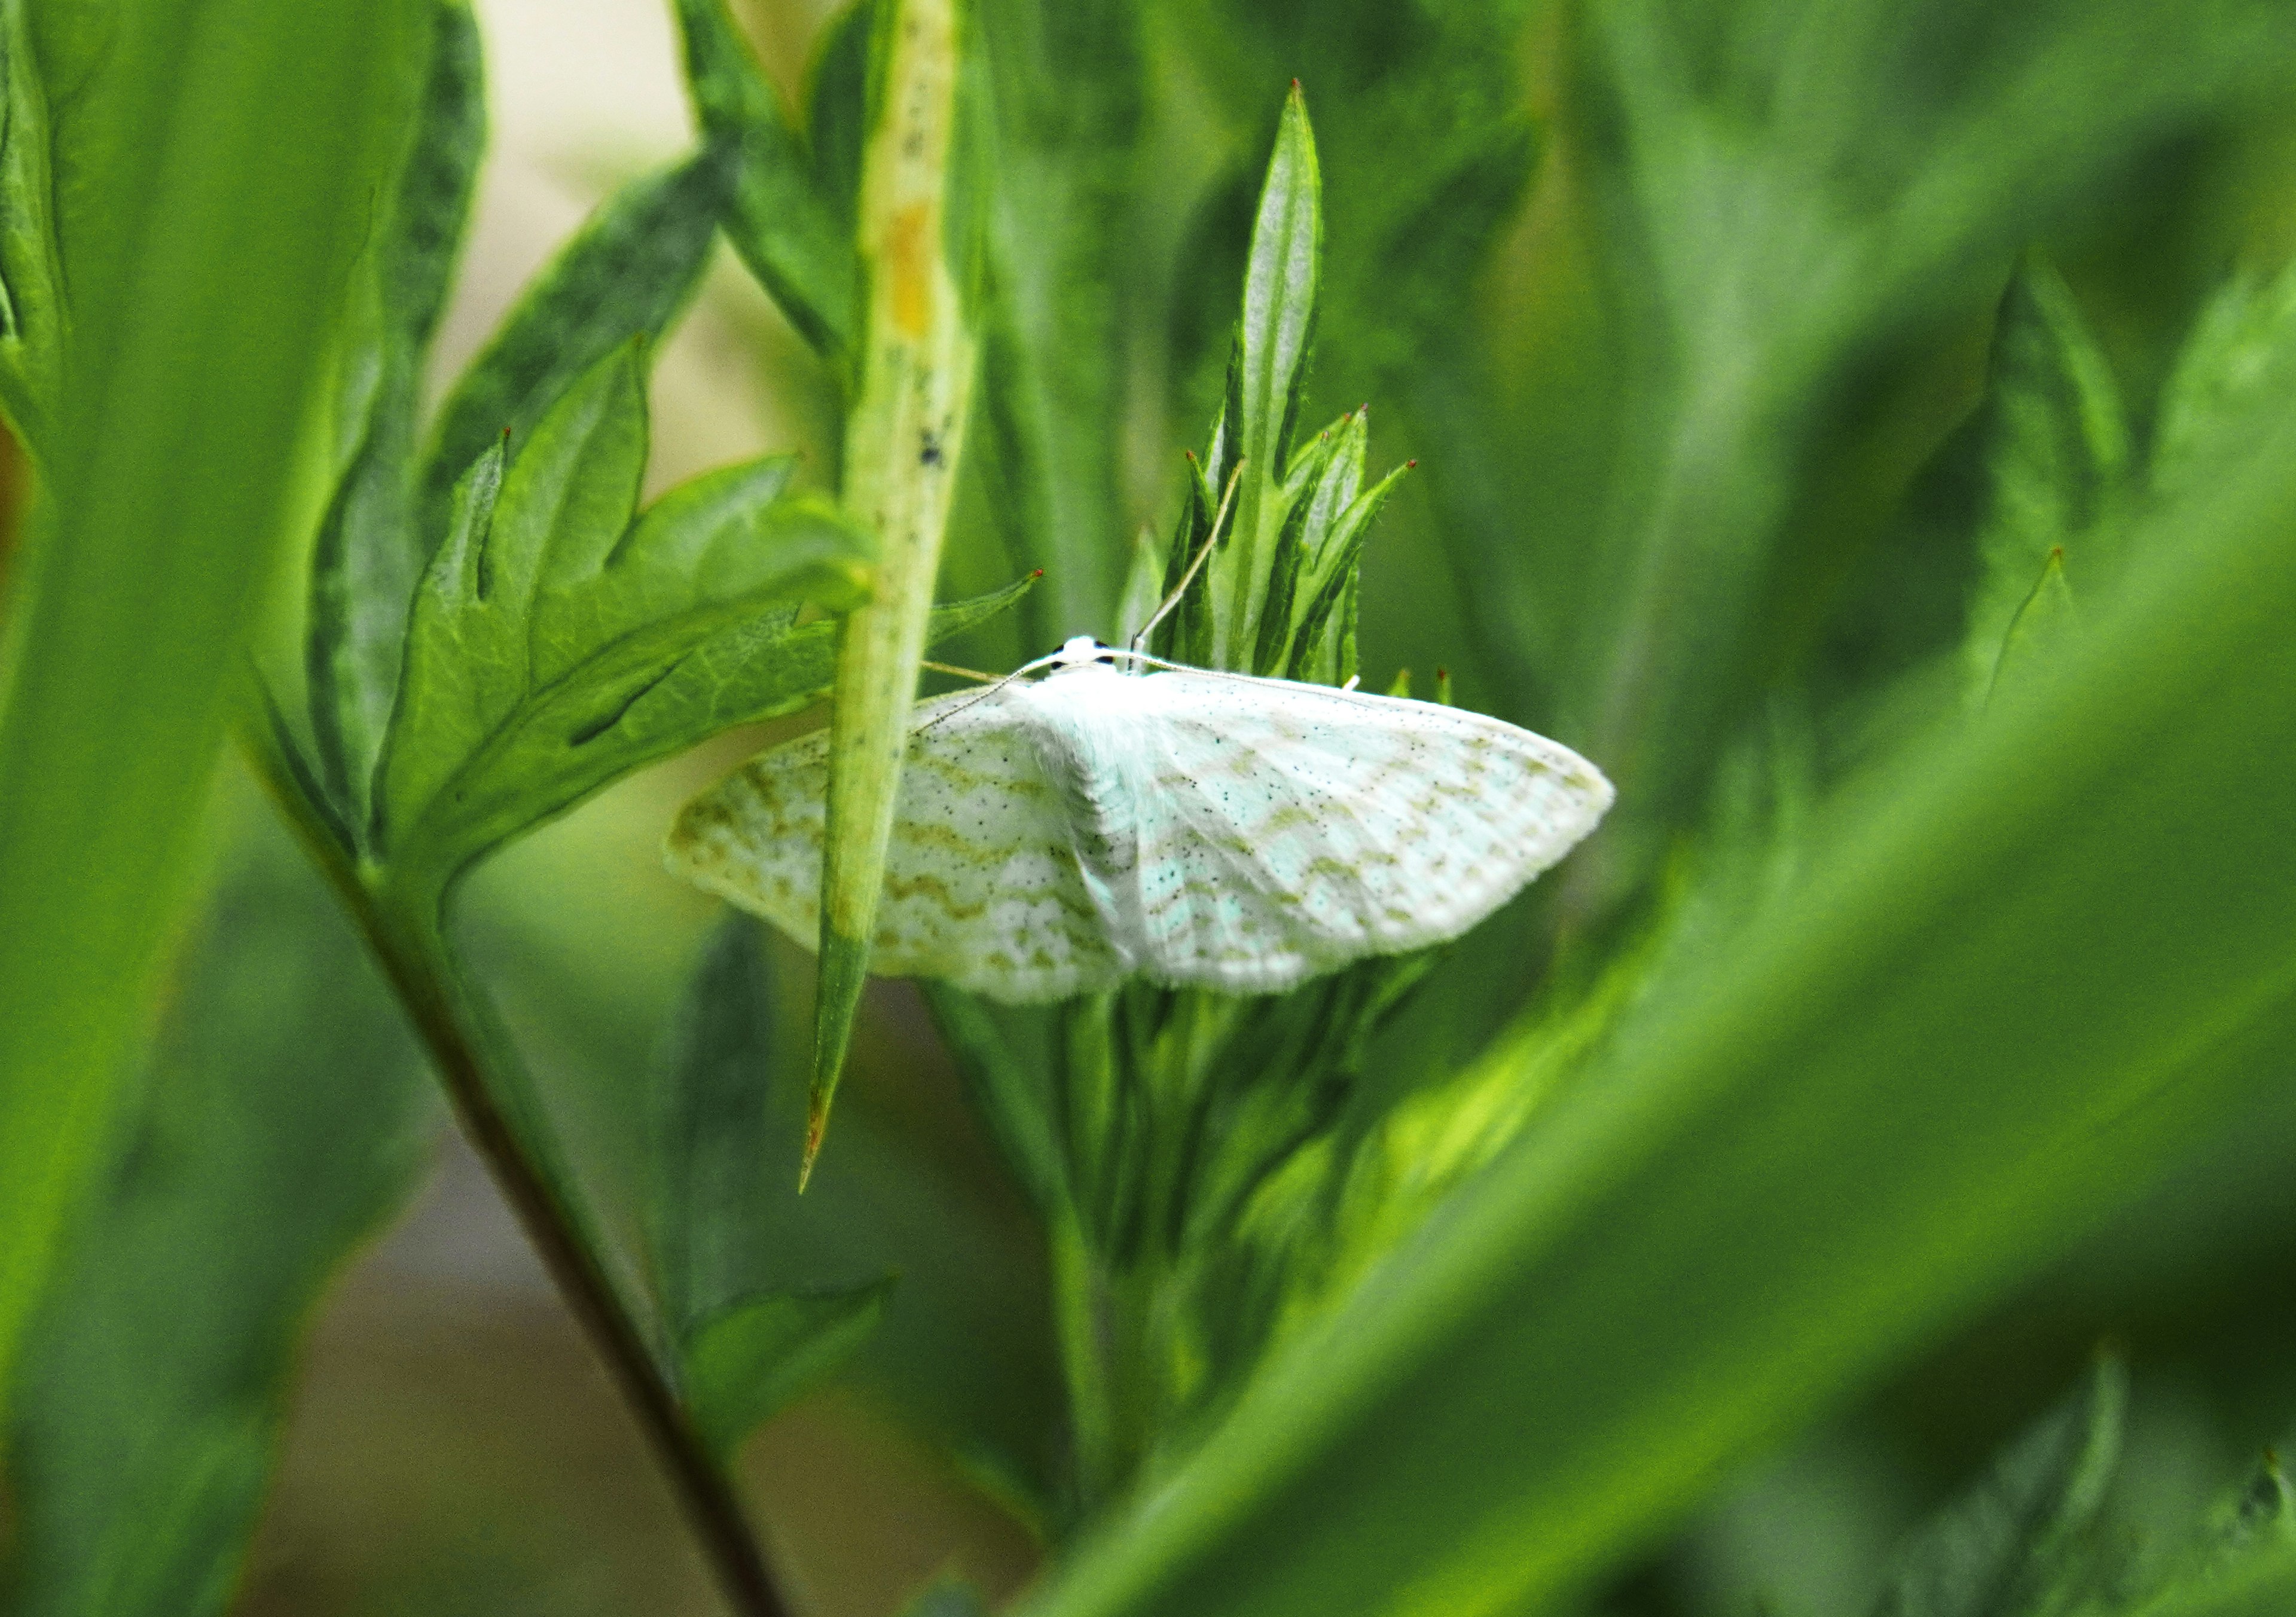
[417,147,726,537]
[811,0,978,1182]
[1963,258,2127,698]
[1868,1359,2126,1617]
[670,0,857,361]
[305,0,485,832]
[525,887,1054,1500]
[0,0,420,1414]
[1207,83,1321,667]
[805,0,876,231]
[969,0,1144,643]
[1012,376,2296,1617]
[1562,0,2296,908]
[1168,0,1543,698]
[378,344,875,887]
[4,820,432,1617]
[0,0,66,460]
[1987,547,2077,704]
[682,1281,894,1457]
[2152,257,2296,503]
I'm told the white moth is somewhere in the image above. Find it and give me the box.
[667,637,1614,1006]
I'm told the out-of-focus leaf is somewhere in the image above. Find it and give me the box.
[0,0,65,460]
[305,0,484,831]
[619,913,1045,1485]
[1014,371,2296,1617]
[1986,548,2075,704]
[1562,0,2296,909]
[805,0,877,231]
[378,343,874,888]
[417,149,725,536]
[670,0,857,362]
[969,0,1143,643]
[3,819,432,1617]
[643,917,886,1378]
[1962,259,2126,698]
[2123,1547,2296,1617]
[1868,1357,2125,1617]
[2152,257,2296,502]
[0,0,417,1411]
[682,1282,893,1457]
[2109,1456,2296,1617]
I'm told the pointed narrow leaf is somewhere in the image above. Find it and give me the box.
[304,0,485,829]
[811,0,976,1183]
[1986,547,2075,703]
[805,0,876,229]
[419,149,724,533]
[646,914,782,1338]
[1963,258,2128,695]
[2153,258,2296,502]
[671,0,856,359]
[1287,459,1408,684]
[487,341,650,669]
[375,432,508,845]
[1869,1358,2126,1617]
[1208,86,1320,666]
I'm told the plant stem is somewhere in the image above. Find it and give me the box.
[243,727,789,1617]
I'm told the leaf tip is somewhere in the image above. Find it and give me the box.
[798,1108,825,1192]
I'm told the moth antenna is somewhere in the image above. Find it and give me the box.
[1130,458,1247,658]
[921,659,1002,684]
[913,645,1070,737]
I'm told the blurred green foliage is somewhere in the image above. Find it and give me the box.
[5,0,2296,1613]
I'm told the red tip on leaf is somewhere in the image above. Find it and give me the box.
[1436,666,1449,679]
[1291,77,1301,90]
[1031,569,1045,579]
[2049,545,2065,560]
[1405,459,1418,469]
[1184,448,1198,463]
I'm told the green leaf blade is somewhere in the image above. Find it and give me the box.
[1963,257,2127,698]
[493,340,651,670]
[1868,1357,2126,1617]
[1212,83,1321,666]
[303,0,486,831]
[671,0,857,360]
[0,0,422,1411]
[4,832,432,1617]
[417,148,725,536]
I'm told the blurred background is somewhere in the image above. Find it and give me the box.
[10,0,2296,1613]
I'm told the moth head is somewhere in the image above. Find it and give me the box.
[1049,636,1119,671]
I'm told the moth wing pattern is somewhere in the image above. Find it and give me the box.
[1113,672,1613,993]
[667,687,1125,1003]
